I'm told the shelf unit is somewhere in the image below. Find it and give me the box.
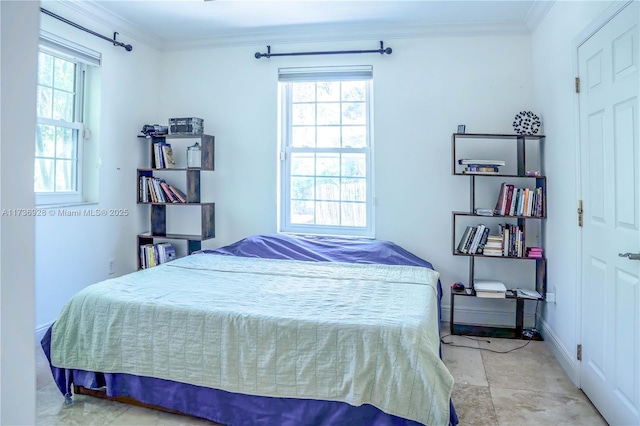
[137,134,215,269]
[450,132,546,339]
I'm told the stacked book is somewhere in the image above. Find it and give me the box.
[494,182,544,217]
[473,279,507,298]
[456,224,490,254]
[458,159,506,175]
[139,176,188,203]
[527,247,543,258]
[140,242,176,269]
[482,235,503,256]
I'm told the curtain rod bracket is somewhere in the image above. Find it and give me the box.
[254,41,392,59]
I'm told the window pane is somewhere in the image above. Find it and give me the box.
[317,82,339,101]
[342,153,366,177]
[292,82,315,102]
[342,126,366,148]
[38,52,53,86]
[291,200,314,224]
[317,153,340,177]
[56,127,75,159]
[292,126,315,147]
[342,102,365,125]
[341,202,366,227]
[317,103,340,125]
[53,89,74,121]
[34,159,54,192]
[316,201,339,225]
[342,81,365,101]
[291,176,314,200]
[317,126,340,148]
[316,177,340,201]
[291,153,314,176]
[35,124,55,157]
[37,86,53,119]
[55,159,75,191]
[341,178,366,201]
[54,57,75,92]
[292,103,315,125]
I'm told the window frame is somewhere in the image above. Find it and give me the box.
[35,32,99,207]
[278,67,375,238]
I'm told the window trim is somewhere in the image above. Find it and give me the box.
[35,34,98,207]
[278,67,375,237]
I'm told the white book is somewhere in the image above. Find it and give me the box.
[458,159,507,166]
[474,279,507,293]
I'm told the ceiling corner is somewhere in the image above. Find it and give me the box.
[524,0,555,32]
[53,0,164,51]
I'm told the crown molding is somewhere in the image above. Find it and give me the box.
[524,0,555,31]
[51,1,532,53]
[164,21,530,52]
[53,0,163,50]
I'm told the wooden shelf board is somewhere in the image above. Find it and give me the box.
[138,232,214,241]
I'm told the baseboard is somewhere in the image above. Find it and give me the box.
[538,317,580,387]
[35,321,54,345]
[442,305,536,328]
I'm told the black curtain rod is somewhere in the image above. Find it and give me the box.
[255,41,391,59]
[40,8,133,52]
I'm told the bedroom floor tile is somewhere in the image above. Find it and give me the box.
[490,387,607,426]
[441,336,488,386]
[36,382,130,426]
[450,383,498,425]
[478,338,578,395]
[36,345,55,390]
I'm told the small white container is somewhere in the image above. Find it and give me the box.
[187,142,201,168]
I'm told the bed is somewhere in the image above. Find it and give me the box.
[42,233,458,425]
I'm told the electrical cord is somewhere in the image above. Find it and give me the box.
[441,299,540,353]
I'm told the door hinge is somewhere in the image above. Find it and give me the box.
[577,344,582,361]
[577,200,583,227]
[575,77,580,94]
[279,152,286,161]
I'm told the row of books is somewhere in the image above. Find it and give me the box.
[494,183,544,217]
[457,223,537,258]
[456,224,490,254]
[139,176,188,203]
[140,242,176,269]
[153,142,176,169]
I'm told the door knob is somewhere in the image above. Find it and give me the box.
[619,252,640,260]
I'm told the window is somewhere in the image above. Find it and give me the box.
[278,66,374,237]
[35,32,100,205]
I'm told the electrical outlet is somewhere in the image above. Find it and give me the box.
[546,292,556,303]
[108,258,115,275]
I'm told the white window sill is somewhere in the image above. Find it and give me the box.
[36,201,98,209]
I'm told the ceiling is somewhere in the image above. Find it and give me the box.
[54,0,554,51]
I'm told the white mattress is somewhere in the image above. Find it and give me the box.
[51,254,453,425]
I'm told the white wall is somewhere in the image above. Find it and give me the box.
[0,2,38,424]
[157,35,536,321]
[34,2,161,331]
[531,0,620,383]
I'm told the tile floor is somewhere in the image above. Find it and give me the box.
[36,326,607,425]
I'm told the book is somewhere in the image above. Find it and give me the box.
[475,208,494,216]
[458,159,506,166]
[457,226,473,253]
[516,289,542,299]
[474,279,507,298]
[162,144,176,168]
[168,185,187,203]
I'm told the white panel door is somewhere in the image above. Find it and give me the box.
[579,2,640,425]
